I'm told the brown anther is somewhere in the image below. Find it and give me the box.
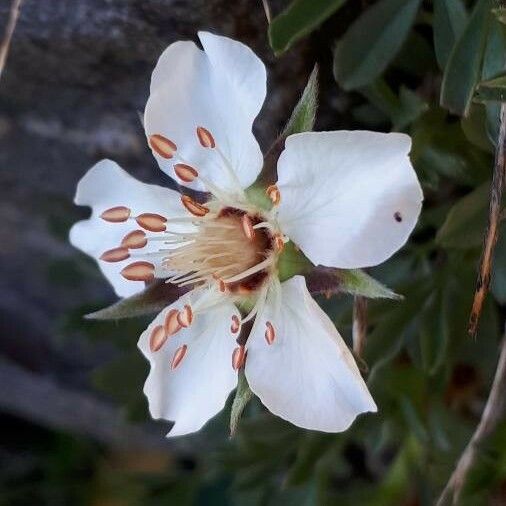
[121,230,147,249]
[196,126,215,148]
[100,247,130,263]
[230,315,240,334]
[171,344,188,370]
[181,195,209,217]
[217,278,227,293]
[265,321,276,345]
[174,163,199,183]
[232,345,246,370]
[120,261,155,281]
[149,134,177,159]
[149,325,168,353]
[164,309,182,336]
[177,304,193,328]
[274,235,285,253]
[266,185,280,206]
[136,213,167,232]
[394,211,403,222]
[241,214,255,241]
[100,206,131,223]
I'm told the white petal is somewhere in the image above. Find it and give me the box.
[69,160,192,297]
[144,32,266,192]
[276,131,423,269]
[138,290,239,437]
[245,276,376,433]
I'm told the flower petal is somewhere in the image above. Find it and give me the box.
[69,160,192,297]
[276,131,423,268]
[144,32,266,192]
[138,290,239,437]
[245,275,376,432]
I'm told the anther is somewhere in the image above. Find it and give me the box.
[181,195,209,217]
[120,261,155,281]
[232,345,246,370]
[196,126,215,148]
[274,235,285,253]
[149,134,177,159]
[241,214,255,241]
[149,325,168,353]
[265,321,276,345]
[121,230,147,249]
[177,304,193,328]
[266,185,280,206]
[100,206,131,223]
[164,309,182,336]
[394,211,403,222]
[230,315,240,334]
[174,163,199,183]
[100,247,130,263]
[171,344,188,370]
[136,213,167,232]
[218,279,227,293]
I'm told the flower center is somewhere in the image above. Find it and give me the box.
[164,205,277,294]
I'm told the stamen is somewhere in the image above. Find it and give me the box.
[136,213,167,232]
[223,257,273,283]
[241,214,255,241]
[232,345,246,370]
[265,321,276,345]
[174,163,198,183]
[149,325,168,352]
[231,315,240,334]
[196,126,215,148]
[171,344,187,370]
[266,185,280,206]
[177,304,193,328]
[181,195,209,217]
[149,134,177,159]
[100,247,130,263]
[121,230,147,249]
[100,206,131,223]
[164,309,182,336]
[120,261,155,281]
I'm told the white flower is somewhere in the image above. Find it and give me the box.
[70,32,423,437]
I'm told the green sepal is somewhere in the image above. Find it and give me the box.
[253,65,318,188]
[230,369,254,437]
[85,280,187,320]
[305,266,402,300]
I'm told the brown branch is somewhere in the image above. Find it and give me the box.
[352,296,368,360]
[468,104,506,336]
[435,333,506,505]
[0,0,23,82]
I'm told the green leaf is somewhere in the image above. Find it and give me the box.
[493,7,506,25]
[268,0,347,54]
[306,266,402,300]
[361,79,428,130]
[440,0,494,116]
[282,65,319,137]
[419,291,449,375]
[333,0,422,90]
[433,0,468,70]
[475,74,506,102]
[230,370,254,436]
[461,102,495,152]
[436,182,490,249]
[85,280,186,320]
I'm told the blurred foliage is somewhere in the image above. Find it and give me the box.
[11,0,506,504]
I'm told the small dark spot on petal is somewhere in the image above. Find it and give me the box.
[394,212,402,222]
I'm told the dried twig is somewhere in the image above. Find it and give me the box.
[0,0,23,82]
[261,0,272,24]
[468,104,506,336]
[435,334,506,505]
[352,296,368,359]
